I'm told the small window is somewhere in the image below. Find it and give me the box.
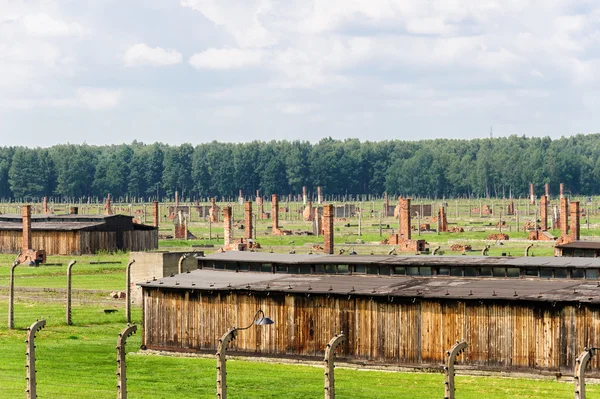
[249,263,260,272]
[379,266,391,275]
[507,268,520,278]
[261,263,272,273]
[450,268,463,277]
[420,267,432,276]
[493,268,506,277]
[367,266,379,275]
[214,262,225,270]
[571,269,585,279]
[586,269,599,279]
[324,265,337,274]
[337,265,349,274]
[238,263,249,271]
[407,266,419,276]
[393,266,406,275]
[480,267,492,277]
[464,267,477,277]
[525,269,538,277]
[275,265,288,273]
[354,265,366,274]
[554,269,568,279]
[225,263,237,271]
[315,264,325,273]
[288,266,300,274]
[438,267,450,276]
[540,269,552,278]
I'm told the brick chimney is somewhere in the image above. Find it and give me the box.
[302,186,307,205]
[223,206,232,247]
[399,197,411,240]
[570,201,580,242]
[104,194,113,215]
[317,186,323,204]
[439,206,448,232]
[244,201,253,239]
[544,183,550,198]
[272,194,279,232]
[175,191,179,208]
[22,205,31,252]
[560,183,564,198]
[43,197,49,215]
[152,201,159,228]
[560,197,569,237]
[540,195,548,231]
[323,204,334,254]
[383,192,389,217]
[313,206,323,236]
[70,207,79,215]
[529,184,535,205]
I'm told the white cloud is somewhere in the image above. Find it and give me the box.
[124,43,183,67]
[22,13,82,37]
[76,88,121,110]
[189,48,262,69]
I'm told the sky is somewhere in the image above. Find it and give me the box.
[1,0,600,147]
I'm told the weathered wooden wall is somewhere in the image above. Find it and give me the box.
[142,288,600,375]
[0,230,81,255]
[79,231,116,254]
[123,230,158,252]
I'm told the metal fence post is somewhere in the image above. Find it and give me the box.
[26,319,46,399]
[117,324,138,399]
[324,332,346,399]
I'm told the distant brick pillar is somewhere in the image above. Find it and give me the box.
[544,183,550,198]
[244,201,252,239]
[323,204,334,254]
[317,186,323,204]
[302,186,307,205]
[43,197,49,215]
[399,197,411,240]
[238,189,243,204]
[560,197,569,238]
[439,206,448,232]
[105,194,113,215]
[383,192,389,217]
[223,206,233,247]
[175,191,179,208]
[313,207,323,236]
[303,201,313,221]
[152,201,159,228]
[560,183,564,198]
[22,205,31,252]
[70,207,78,215]
[529,184,535,205]
[507,200,515,216]
[540,195,548,231]
[272,194,279,232]
[570,201,580,242]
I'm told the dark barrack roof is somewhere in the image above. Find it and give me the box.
[139,268,600,304]
[199,251,600,268]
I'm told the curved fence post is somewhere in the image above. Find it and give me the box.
[444,340,467,399]
[66,260,77,325]
[126,259,135,323]
[178,253,188,274]
[117,324,137,399]
[575,347,596,399]
[8,260,20,329]
[324,332,346,399]
[26,319,46,399]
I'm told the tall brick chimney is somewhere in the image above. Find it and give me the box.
[560,197,569,238]
[383,192,389,217]
[302,186,307,205]
[239,189,243,204]
[313,206,323,236]
[529,184,535,205]
[544,183,550,198]
[175,191,179,208]
[22,205,31,252]
[323,204,334,254]
[317,186,323,204]
[540,195,548,231]
[43,197,49,215]
[439,206,448,232]
[560,183,564,198]
[272,194,279,232]
[104,194,113,215]
[570,201,580,242]
[399,197,411,240]
[223,206,232,247]
[152,201,159,228]
[244,201,253,239]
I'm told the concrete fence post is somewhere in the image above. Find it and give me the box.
[126,259,135,324]
[117,324,137,399]
[216,328,237,399]
[177,254,188,274]
[575,348,595,399]
[444,340,467,399]
[324,332,346,399]
[8,260,20,329]
[66,260,77,325]
[26,319,46,399]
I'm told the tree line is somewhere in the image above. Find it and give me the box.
[0,135,598,201]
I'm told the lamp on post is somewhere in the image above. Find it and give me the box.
[216,309,274,399]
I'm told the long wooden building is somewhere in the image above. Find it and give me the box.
[0,214,157,255]
[140,253,600,375]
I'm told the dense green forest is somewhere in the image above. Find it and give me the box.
[0,135,598,201]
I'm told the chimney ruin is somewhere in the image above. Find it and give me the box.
[43,197,49,215]
[271,194,280,234]
[22,205,31,252]
[544,183,550,198]
[540,195,548,231]
[104,194,113,215]
[317,186,323,204]
[560,183,564,198]
[570,201,580,242]
[152,201,159,228]
[223,206,233,247]
[244,201,253,239]
[399,197,411,240]
[302,186,307,205]
[560,197,569,238]
[529,184,535,205]
[323,204,334,254]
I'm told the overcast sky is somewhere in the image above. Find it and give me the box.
[1,0,599,147]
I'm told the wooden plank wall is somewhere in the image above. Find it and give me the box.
[0,230,80,255]
[79,231,116,254]
[142,289,600,374]
[122,230,158,251]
